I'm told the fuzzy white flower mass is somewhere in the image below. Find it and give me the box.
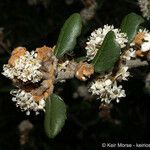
[85,25,128,61]
[88,46,133,103]
[10,89,45,115]
[122,48,136,61]
[2,51,42,83]
[89,78,126,104]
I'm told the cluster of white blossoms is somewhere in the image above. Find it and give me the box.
[10,89,45,115]
[89,78,126,103]
[138,0,150,20]
[85,25,128,61]
[2,46,55,115]
[89,63,130,104]
[87,24,137,103]
[2,51,42,83]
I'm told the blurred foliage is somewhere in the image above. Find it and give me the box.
[0,0,150,149]
[120,12,144,42]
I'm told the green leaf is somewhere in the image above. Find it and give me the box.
[54,13,82,58]
[92,31,121,73]
[44,94,67,138]
[120,12,144,42]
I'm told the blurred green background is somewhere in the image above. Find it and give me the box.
[0,0,150,149]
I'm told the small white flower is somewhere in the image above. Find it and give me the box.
[141,33,150,52]
[115,65,130,81]
[86,25,128,61]
[105,79,112,86]
[109,82,126,100]
[38,99,46,109]
[122,48,136,61]
[57,60,69,72]
[2,51,43,83]
[138,0,150,20]
[142,42,150,52]
[10,89,45,115]
[2,64,15,79]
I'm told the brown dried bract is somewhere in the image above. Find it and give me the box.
[75,62,94,81]
[31,78,54,102]
[135,50,145,57]
[30,47,57,102]
[36,45,53,61]
[133,32,145,45]
[8,47,26,66]
[135,50,148,58]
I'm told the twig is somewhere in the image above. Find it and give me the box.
[127,59,149,68]
[55,61,77,82]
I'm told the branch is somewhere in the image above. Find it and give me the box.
[127,59,149,68]
[55,61,78,82]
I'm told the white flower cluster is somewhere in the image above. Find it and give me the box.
[138,0,150,20]
[85,25,128,61]
[2,51,42,83]
[10,89,45,115]
[89,61,130,104]
[89,78,126,104]
[87,24,137,103]
[2,49,49,115]
[122,48,136,61]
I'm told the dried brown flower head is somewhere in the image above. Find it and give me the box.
[75,62,94,81]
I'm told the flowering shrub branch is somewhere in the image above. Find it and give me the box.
[2,12,150,138]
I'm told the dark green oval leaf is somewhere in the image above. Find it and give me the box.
[44,94,67,138]
[120,12,144,42]
[54,13,82,58]
[92,31,121,73]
